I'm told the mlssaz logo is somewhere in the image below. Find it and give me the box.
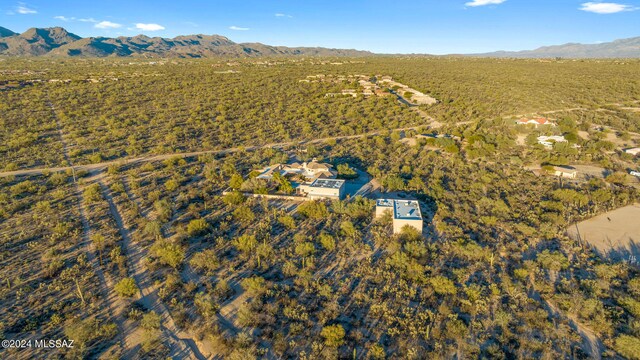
[34,339,75,348]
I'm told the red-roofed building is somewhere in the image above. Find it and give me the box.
[515,117,556,128]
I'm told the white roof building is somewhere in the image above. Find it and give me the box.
[376,199,423,234]
[537,135,567,149]
[298,179,345,200]
[553,166,578,179]
[624,148,640,156]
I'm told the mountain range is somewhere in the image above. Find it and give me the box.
[471,37,640,58]
[0,26,371,58]
[1,26,639,58]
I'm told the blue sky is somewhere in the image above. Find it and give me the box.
[1,1,639,54]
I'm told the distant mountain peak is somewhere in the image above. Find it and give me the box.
[0,26,82,56]
[0,26,16,38]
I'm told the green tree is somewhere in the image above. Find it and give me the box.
[165,179,180,192]
[298,201,329,220]
[223,191,246,205]
[64,318,96,354]
[319,233,336,251]
[614,335,640,360]
[194,292,218,320]
[141,311,162,330]
[295,242,315,257]
[234,235,258,255]
[430,276,457,295]
[190,249,220,273]
[114,277,138,298]
[382,174,405,191]
[83,183,102,203]
[321,324,346,347]
[278,215,296,230]
[233,205,255,225]
[536,250,569,272]
[241,276,267,295]
[151,241,185,268]
[187,218,210,236]
[337,163,358,179]
[369,343,386,359]
[229,173,244,190]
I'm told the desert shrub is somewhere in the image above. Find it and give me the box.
[223,191,246,205]
[151,241,185,268]
[319,233,336,251]
[321,324,345,347]
[115,277,138,298]
[430,276,457,295]
[187,218,210,236]
[241,276,267,295]
[614,335,640,360]
[190,249,220,273]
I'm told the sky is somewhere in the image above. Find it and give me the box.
[1,0,639,54]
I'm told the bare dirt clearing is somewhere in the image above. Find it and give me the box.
[567,204,640,265]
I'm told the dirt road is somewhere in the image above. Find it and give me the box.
[0,126,426,178]
[99,180,208,359]
[48,96,129,356]
[528,281,604,359]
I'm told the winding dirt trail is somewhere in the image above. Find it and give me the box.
[528,280,604,359]
[117,176,216,358]
[48,96,129,356]
[99,179,208,359]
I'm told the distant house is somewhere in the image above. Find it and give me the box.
[416,133,458,140]
[374,88,389,96]
[553,166,578,179]
[341,89,358,97]
[624,148,640,156]
[256,160,337,181]
[515,117,556,127]
[537,135,567,149]
[375,199,423,234]
[298,179,345,200]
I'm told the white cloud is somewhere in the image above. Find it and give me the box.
[579,2,635,13]
[78,18,97,23]
[229,26,249,31]
[16,5,37,14]
[54,15,74,21]
[275,13,293,18]
[465,0,506,7]
[135,23,165,31]
[95,21,122,29]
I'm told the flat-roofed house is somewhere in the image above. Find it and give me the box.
[553,166,578,179]
[298,179,345,200]
[375,199,423,234]
[375,199,394,218]
[537,135,567,149]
